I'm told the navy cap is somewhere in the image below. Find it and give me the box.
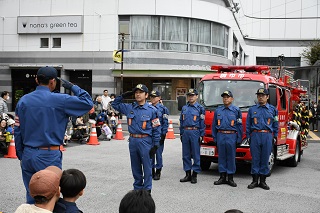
[186,88,198,95]
[37,66,58,80]
[133,84,149,93]
[150,90,161,97]
[256,88,269,95]
[221,90,233,97]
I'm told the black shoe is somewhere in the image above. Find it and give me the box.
[248,174,259,189]
[152,168,155,179]
[259,175,270,190]
[154,169,161,181]
[214,172,227,185]
[227,174,237,187]
[180,170,191,182]
[191,171,197,184]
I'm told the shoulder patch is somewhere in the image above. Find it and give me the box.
[163,114,169,119]
[274,115,278,122]
[237,118,242,124]
[200,114,205,119]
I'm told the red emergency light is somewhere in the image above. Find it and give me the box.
[211,65,270,75]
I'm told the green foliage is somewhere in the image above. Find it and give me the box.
[301,39,320,65]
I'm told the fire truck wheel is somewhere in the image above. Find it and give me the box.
[267,147,275,177]
[287,141,300,167]
[200,159,211,171]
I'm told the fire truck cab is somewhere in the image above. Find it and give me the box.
[197,65,308,173]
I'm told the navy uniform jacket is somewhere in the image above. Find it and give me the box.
[154,102,169,136]
[212,104,243,143]
[112,96,161,146]
[14,85,93,160]
[246,103,279,138]
[179,102,205,136]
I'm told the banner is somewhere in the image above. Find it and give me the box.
[113,50,122,63]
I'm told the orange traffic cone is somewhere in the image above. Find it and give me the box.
[4,137,18,159]
[87,124,100,145]
[114,120,125,140]
[60,145,66,151]
[166,120,176,139]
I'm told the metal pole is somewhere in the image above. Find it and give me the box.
[317,68,319,104]
[118,33,130,94]
[119,33,124,94]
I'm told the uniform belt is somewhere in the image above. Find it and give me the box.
[26,145,61,150]
[218,130,236,134]
[130,134,149,138]
[184,127,198,130]
[253,130,270,133]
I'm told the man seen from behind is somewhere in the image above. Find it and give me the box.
[14,66,93,203]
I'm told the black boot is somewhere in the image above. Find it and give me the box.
[180,170,191,182]
[214,172,227,185]
[152,168,155,179]
[191,171,198,184]
[227,174,237,187]
[154,169,161,180]
[259,175,270,190]
[248,174,259,189]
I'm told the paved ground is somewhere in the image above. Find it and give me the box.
[1,130,320,213]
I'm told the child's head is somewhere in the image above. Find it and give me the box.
[60,169,86,199]
[119,190,155,213]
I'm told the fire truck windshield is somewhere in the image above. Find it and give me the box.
[199,80,265,111]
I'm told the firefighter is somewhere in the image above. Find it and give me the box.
[212,90,242,187]
[111,84,161,192]
[179,89,205,184]
[246,88,278,190]
[149,90,169,180]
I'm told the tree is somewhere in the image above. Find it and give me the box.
[301,39,320,65]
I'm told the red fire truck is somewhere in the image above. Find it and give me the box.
[197,65,308,173]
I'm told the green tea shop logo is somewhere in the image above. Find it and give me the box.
[26,22,78,29]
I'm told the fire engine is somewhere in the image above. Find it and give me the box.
[197,65,309,173]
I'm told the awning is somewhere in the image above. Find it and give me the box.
[112,69,213,78]
[9,64,63,69]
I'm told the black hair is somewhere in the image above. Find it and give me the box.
[104,89,108,93]
[1,91,9,98]
[225,209,244,213]
[60,169,86,198]
[110,93,116,98]
[119,190,155,213]
[36,74,51,85]
[33,196,50,204]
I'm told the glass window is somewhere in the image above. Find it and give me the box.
[119,15,229,57]
[131,16,160,50]
[256,57,301,66]
[119,19,130,50]
[212,23,228,56]
[40,38,49,48]
[190,19,211,53]
[52,38,61,48]
[199,80,263,111]
[152,80,172,100]
[162,17,188,51]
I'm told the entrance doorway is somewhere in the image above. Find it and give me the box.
[69,70,92,97]
[11,69,61,110]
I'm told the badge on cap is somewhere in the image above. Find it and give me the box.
[258,88,264,93]
[136,84,143,90]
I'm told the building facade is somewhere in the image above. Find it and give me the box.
[0,0,317,113]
